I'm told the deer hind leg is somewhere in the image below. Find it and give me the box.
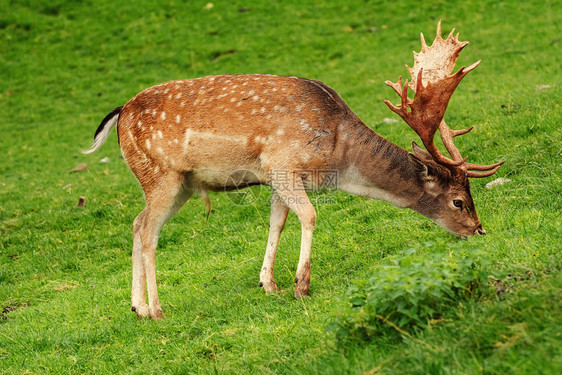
[271,174,316,298]
[131,210,149,317]
[131,173,192,319]
[260,191,290,293]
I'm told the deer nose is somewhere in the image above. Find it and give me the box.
[476,227,486,235]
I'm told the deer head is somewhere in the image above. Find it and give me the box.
[384,21,504,238]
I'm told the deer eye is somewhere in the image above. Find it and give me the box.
[453,199,463,209]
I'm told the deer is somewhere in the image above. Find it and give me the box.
[84,22,503,319]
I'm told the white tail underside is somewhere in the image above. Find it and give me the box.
[82,112,120,154]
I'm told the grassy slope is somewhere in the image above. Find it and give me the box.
[0,0,560,373]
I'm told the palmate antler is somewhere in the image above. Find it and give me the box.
[384,21,504,178]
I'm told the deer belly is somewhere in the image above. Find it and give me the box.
[189,168,266,192]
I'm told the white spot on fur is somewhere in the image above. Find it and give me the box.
[176,114,180,123]
[175,92,182,99]
[145,139,151,150]
[157,130,163,139]
[157,147,163,154]
[152,109,156,116]
[137,120,143,127]
[300,119,311,131]
[296,104,305,112]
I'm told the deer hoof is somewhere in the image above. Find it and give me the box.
[260,281,279,293]
[132,304,150,318]
[293,286,310,299]
[149,307,165,320]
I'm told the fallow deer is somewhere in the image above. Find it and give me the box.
[84,22,503,319]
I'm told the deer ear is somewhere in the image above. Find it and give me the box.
[411,141,433,162]
[408,153,432,181]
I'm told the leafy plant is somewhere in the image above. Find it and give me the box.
[329,245,493,342]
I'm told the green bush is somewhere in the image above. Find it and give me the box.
[329,245,493,342]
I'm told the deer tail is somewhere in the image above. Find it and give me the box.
[82,106,123,154]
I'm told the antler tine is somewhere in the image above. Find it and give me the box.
[384,77,408,99]
[466,161,505,178]
[436,19,442,41]
[448,28,456,39]
[420,33,428,52]
[451,126,474,137]
[383,79,411,118]
[438,120,470,161]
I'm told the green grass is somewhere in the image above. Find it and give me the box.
[1,0,561,373]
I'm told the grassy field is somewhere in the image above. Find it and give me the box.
[1,0,561,373]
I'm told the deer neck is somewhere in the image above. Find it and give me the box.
[336,122,422,209]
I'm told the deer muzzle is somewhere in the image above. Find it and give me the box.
[475,224,486,236]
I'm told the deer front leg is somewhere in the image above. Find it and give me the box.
[293,202,315,298]
[260,192,290,293]
[275,175,316,298]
